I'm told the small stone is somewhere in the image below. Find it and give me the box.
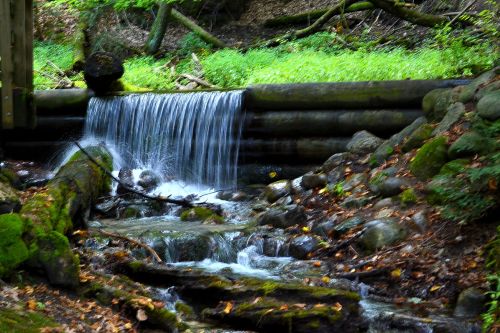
[374,208,394,219]
[453,288,486,318]
[343,173,368,192]
[410,210,427,233]
[312,216,337,238]
[257,204,307,228]
[377,177,409,197]
[359,219,407,253]
[477,90,500,120]
[373,198,393,210]
[432,102,466,135]
[288,235,321,259]
[334,216,364,234]
[321,152,351,173]
[264,180,292,203]
[301,173,328,189]
[341,195,371,209]
[346,130,384,155]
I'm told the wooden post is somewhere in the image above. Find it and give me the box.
[1,0,15,129]
[0,0,34,129]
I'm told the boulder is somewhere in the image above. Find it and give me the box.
[264,180,292,203]
[376,177,409,197]
[321,152,351,173]
[288,235,321,259]
[116,169,135,196]
[453,288,486,318]
[346,130,384,155]
[301,173,328,189]
[402,123,433,152]
[422,88,456,121]
[257,205,307,229]
[137,170,162,191]
[334,216,364,234]
[373,198,394,210]
[0,181,20,214]
[459,69,497,103]
[84,52,124,94]
[432,102,466,135]
[477,90,500,121]
[410,136,448,180]
[448,131,493,159]
[359,219,406,252]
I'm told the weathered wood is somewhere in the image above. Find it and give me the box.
[34,89,93,115]
[1,0,15,129]
[246,80,470,110]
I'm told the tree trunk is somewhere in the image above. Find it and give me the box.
[264,2,375,27]
[145,2,173,55]
[170,9,227,48]
[71,15,89,71]
[0,145,112,287]
[369,0,449,27]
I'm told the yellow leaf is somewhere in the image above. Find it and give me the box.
[223,301,233,314]
[332,302,343,312]
[391,268,402,278]
[124,323,133,330]
[321,276,330,284]
[136,309,148,321]
[430,285,441,292]
[318,187,328,194]
[302,226,310,233]
[313,303,326,308]
[269,171,277,179]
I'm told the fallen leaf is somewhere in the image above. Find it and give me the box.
[313,303,326,308]
[313,261,322,267]
[26,299,37,310]
[430,285,442,292]
[223,301,233,314]
[391,268,402,278]
[124,323,133,330]
[302,226,310,233]
[136,309,148,321]
[292,303,306,309]
[279,304,289,311]
[332,302,343,312]
[251,297,262,305]
[321,276,331,284]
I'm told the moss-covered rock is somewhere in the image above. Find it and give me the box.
[439,159,470,175]
[399,188,418,205]
[180,207,224,223]
[477,90,500,121]
[0,214,29,278]
[422,88,457,121]
[402,123,434,152]
[459,69,497,103]
[410,136,449,180]
[448,131,494,159]
[0,308,60,333]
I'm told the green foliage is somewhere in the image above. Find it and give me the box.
[0,308,59,333]
[33,41,75,90]
[177,32,212,57]
[122,56,176,90]
[399,188,417,205]
[482,226,500,332]
[45,0,193,11]
[0,214,29,278]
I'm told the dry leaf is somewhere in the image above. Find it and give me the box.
[223,301,233,314]
[430,285,442,292]
[391,268,402,278]
[332,302,343,312]
[321,276,331,284]
[136,309,148,321]
[292,303,306,309]
[26,299,37,310]
[251,297,262,305]
[279,304,289,311]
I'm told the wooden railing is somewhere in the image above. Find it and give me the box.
[0,0,34,129]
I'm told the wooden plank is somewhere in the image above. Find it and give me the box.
[0,0,15,129]
[12,0,27,127]
[25,0,35,128]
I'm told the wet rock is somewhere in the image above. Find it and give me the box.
[402,123,434,152]
[263,235,288,257]
[347,130,384,154]
[273,195,293,206]
[84,52,124,93]
[448,131,493,159]
[409,210,428,233]
[137,170,161,191]
[216,191,233,200]
[373,198,393,210]
[453,288,486,318]
[373,117,427,165]
[409,136,448,180]
[376,177,409,197]
[180,207,224,224]
[301,173,328,189]
[432,102,466,135]
[334,216,364,234]
[321,152,351,173]
[264,180,292,203]
[291,176,306,194]
[281,260,329,279]
[116,169,135,196]
[359,219,406,253]
[477,90,500,120]
[257,204,307,229]
[288,235,321,259]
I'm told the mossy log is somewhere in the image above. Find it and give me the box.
[170,9,227,49]
[0,145,112,287]
[113,260,361,332]
[34,89,92,116]
[246,80,470,110]
[264,2,375,27]
[368,0,449,27]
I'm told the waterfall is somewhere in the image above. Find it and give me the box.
[84,91,244,189]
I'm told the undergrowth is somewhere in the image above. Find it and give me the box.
[122,56,175,90]
[483,226,500,332]
[33,41,74,90]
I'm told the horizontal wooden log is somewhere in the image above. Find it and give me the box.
[245,80,470,110]
[246,110,422,137]
[34,89,93,116]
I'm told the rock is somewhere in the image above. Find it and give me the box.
[264,180,292,203]
[334,216,364,234]
[439,159,470,175]
[410,136,448,180]
[459,69,497,103]
[346,130,384,155]
[453,288,486,318]
[273,195,293,206]
[409,210,427,232]
[291,177,305,194]
[180,207,223,224]
[84,52,124,94]
[399,188,418,206]
[301,173,328,189]
[312,216,337,238]
[321,152,351,173]
[477,90,500,120]
[0,182,20,214]
[288,235,321,259]
[230,191,249,201]
[372,117,427,165]
[432,102,466,135]
[137,170,161,191]
[448,131,493,159]
[422,88,457,121]
[376,177,409,197]
[359,219,407,253]
[475,80,500,100]
[373,198,393,210]
[257,205,307,228]
[374,208,395,219]
[327,166,344,184]
[341,195,372,209]
[402,123,433,152]
[116,169,134,196]
[343,173,368,192]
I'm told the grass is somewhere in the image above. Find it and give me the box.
[32,32,496,90]
[34,41,75,90]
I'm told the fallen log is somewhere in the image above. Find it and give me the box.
[368,0,450,27]
[0,145,113,287]
[34,89,92,116]
[264,2,375,27]
[171,9,227,49]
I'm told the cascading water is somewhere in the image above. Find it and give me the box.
[84,91,244,189]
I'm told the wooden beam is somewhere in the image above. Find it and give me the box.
[12,0,28,127]
[1,0,15,129]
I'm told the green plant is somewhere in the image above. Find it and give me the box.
[33,41,75,89]
[122,56,176,90]
[482,226,500,332]
[177,32,212,57]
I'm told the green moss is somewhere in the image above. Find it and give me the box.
[0,214,29,278]
[127,260,145,272]
[0,308,59,333]
[180,207,224,223]
[439,159,470,175]
[410,136,449,180]
[175,302,195,317]
[402,123,434,152]
[448,131,494,159]
[399,188,418,205]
